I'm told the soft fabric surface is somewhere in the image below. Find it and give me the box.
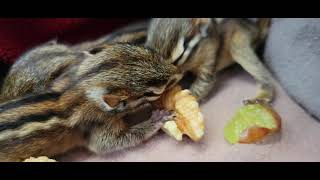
[58,66,320,162]
[264,18,320,121]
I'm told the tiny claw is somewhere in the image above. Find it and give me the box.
[162,112,176,123]
[150,109,175,123]
[243,98,271,106]
[150,110,168,122]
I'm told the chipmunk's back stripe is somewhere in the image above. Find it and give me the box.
[173,41,199,66]
[77,60,120,82]
[0,93,61,113]
[32,52,73,63]
[0,123,70,154]
[0,110,65,132]
[128,35,147,45]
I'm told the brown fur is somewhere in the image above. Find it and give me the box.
[146,18,274,102]
[216,18,274,102]
[0,43,178,161]
[145,18,220,101]
[1,40,87,100]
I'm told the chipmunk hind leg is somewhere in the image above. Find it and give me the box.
[230,30,275,103]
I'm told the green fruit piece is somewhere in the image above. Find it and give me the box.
[224,103,281,144]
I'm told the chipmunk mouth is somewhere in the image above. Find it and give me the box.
[123,102,153,126]
[123,73,183,122]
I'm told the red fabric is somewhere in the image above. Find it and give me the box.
[0,18,141,64]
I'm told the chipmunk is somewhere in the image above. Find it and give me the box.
[63,18,273,103]
[1,21,151,102]
[145,18,220,101]
[145,18,274,103]
[0,40,88,102]
[73,18,220,101]
[0,43,180,162]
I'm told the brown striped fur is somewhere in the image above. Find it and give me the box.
[0,43,178,161]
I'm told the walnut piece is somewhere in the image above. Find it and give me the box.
[23,156,57,162]
[158,86,205,142]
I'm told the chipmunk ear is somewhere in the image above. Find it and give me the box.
[86,87,127,112]
[102,94,128,112]
[45,39,58,45]
[89,46,104,55]
[102,94,122,108]
[50,76,71,92]
[88,44,111,55]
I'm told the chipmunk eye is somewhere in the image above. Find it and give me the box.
[143,91,157,97]
[167,78,177,89]
[147,79,168,87]
[89,46,104,54]
[117,101,127,109]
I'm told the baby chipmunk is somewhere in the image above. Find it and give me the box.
[1,21,151,101]
[145,18,220,101]
[83,18,273,103]
[73,18,220,101]
[145,18,274,103]
[1,40,87,102]
[0,43,180,162]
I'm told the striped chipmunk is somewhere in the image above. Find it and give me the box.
[0,42,180,162]
[145,18,275,104]
[76,18,275,103]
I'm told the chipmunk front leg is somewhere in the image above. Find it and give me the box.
[88,110,171,154]
[190,69,217,102]
[230,31,274,103]
[189,38,219,101]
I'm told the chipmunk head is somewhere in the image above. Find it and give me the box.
[146,18,213,66]
[71,43,181,114]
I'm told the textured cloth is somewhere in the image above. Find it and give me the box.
[264,18,320,120]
